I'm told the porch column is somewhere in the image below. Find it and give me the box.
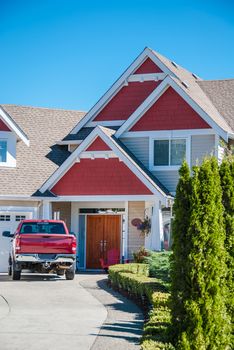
[41,200,52,219]
[151,199,163,251]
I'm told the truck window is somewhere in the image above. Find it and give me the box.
[20,223,66,234]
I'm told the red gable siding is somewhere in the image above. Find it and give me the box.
[134,58,163,74]
[130,87,210,131]
[0,119,10,131]
[86,137,111,151]
[51,158,152,195]
[93,81,159,121]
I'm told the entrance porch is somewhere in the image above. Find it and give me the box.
[39,198,172,270]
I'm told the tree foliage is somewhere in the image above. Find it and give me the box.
[220,158,234,333]
[171,158,231,349]
[170,161,192,339]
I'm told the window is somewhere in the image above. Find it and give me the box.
[154,139,186,167]
[15,215,26,222]
[0,215,10,221]
[20,222,66,234]
[0,141,7,163]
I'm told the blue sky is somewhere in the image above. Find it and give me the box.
[0,0,233,111]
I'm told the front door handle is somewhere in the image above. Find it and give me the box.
[100,240,103,253]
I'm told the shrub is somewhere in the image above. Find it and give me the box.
[109,263,174,350]
[143,251,171,288]
[133,246,151,263]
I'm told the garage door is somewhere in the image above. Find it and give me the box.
[0,212,32,273]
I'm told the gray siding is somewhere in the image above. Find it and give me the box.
[152,170,179,193]
[128,201,145,258]
[120,137,149,167]
[191,135,215,166]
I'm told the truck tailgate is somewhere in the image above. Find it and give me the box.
[18,234,75,254]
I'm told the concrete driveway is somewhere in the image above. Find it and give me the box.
[0,274,107,350]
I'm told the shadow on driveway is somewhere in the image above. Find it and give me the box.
[0,273,63,282]
[79,275,144,349]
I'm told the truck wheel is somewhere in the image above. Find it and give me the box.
[12,263,21,281]
[65,265,75,280]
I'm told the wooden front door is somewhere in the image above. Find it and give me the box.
[86,215,121,269]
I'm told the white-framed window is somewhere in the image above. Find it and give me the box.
[150,137,188,170]
[0,131,17,167]
[0,140,7,163]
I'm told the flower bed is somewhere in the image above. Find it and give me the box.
[108,263,174,350]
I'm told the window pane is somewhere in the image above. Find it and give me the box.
[0,141,7,162]
[171,139,186,165]
[154,140,169,166]
[20,222,66,234]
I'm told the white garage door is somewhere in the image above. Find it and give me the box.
[0,212,32,272]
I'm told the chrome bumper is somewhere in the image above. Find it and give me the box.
[15,254,76,264]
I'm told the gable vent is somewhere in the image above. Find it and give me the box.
[171,61,178,68]
[182,81,189,89]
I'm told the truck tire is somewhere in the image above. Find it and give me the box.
[8,265,12,276]
[65,265,75,280]
[12,262,21,281]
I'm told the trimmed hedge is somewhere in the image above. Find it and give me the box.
[108,263,174,350]
[109,263,149,277]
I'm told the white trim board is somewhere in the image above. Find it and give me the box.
[0,107,30,146]
[128,73,166,82]
[115,76,229,141]
[39,126,170,202]
[120,129,216,138]
[51,195,157,202]
[70,47,177,135]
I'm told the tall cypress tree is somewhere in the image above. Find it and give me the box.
[220,158,234,333]
[170,161,192,340]
[179,158,231,349]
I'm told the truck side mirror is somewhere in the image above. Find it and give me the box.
[2,231,14,238]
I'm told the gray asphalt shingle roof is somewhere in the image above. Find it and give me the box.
[0,105,85,196]
[151,49,234,134]
[197,79,234,131]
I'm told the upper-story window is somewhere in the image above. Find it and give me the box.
[0,140,7,163]
[153,138,186,168]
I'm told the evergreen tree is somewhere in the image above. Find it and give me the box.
[170,161,192,340]
[179,158,231,349]
[220,158,234,333]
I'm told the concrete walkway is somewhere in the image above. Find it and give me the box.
[0,273,144,350]
[79,274,144,350]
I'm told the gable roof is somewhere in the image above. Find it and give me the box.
[40,125,171,200]
[0,106,30,145]
[150,49,233,136]
[68,47,234,142]
[0,105,85,197]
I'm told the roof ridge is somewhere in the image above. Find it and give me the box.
[1,104,86,113]
[199,78,234,82]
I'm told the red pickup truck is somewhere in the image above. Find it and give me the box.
[2,220,77,280]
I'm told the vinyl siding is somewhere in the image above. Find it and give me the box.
[120,137,149,167]
[152,170,179,193]
[191,134,216,166]
[128,201,145,258]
